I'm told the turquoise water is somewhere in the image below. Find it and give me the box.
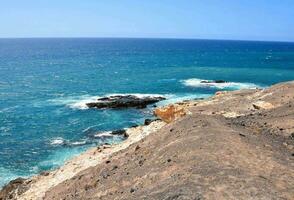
[1,38,294,187]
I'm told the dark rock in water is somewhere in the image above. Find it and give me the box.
[111,129,128,138]
[214,80,227,83]
[200,80,227,84]
[111,129,126,135]
[86,95,166,109]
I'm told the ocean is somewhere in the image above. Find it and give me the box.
[1,38,294,187]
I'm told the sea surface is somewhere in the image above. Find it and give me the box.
[1,38,294,187]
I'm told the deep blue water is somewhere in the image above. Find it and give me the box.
[1,38,294,187]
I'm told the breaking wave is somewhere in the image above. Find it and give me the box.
[50,137,66,145]
[93,131,113,138]
[49,93,168,110]
[181,78,260,90]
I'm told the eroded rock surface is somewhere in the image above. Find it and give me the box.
[154,104,187,123]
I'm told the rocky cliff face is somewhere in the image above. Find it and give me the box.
[154,104,187,123]
[1,81,294,200]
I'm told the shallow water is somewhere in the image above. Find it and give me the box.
[1,38,294,187]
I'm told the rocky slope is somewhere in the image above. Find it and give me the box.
[1,81,294,200]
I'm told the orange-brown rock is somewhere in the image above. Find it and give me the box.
[154,104,186,123]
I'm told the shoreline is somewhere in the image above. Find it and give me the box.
[2,117,167,200]
[1,81,294,199]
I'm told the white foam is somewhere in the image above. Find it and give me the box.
[181,78,259,90]
[70,140,87,146]
[48,95,101,110]
[50,137,65,145]
[94,131,113,138]
[49,93,167,110]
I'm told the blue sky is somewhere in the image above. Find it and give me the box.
[0,0,293,41]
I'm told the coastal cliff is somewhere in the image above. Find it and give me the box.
[1,81,294,200]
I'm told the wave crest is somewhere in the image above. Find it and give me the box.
[50,137,65,145]
[181,78,260,90]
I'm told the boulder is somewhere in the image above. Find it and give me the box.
[111,129,128,138]
[0,178,27,200]
[86,95,166,109]
[144,118,160,125]
[252,101,275,110]
[154,105,186,123]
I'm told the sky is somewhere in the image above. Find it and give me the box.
[0,0,293,41]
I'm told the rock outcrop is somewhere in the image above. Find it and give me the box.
[154,104,187,123]
[86,95,166,109]
[0,178,27,200]
[252,101,275,110]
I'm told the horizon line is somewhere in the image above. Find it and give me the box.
[0,36,293,43]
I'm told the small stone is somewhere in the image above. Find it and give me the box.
[135,145,140,151]
[130,188,135,193]
[138,160,144,166]
[40,171,50,176]
[144,119,153,125]
[283,142,288,147]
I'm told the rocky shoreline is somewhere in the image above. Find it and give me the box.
[85,95,166,109]
[1,81,294,200]
[0,119,166,200]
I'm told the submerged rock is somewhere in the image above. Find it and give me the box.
[111,129,128,138]
[93,129,129,139]
[200,80,227,84]
[86,95,166,109]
